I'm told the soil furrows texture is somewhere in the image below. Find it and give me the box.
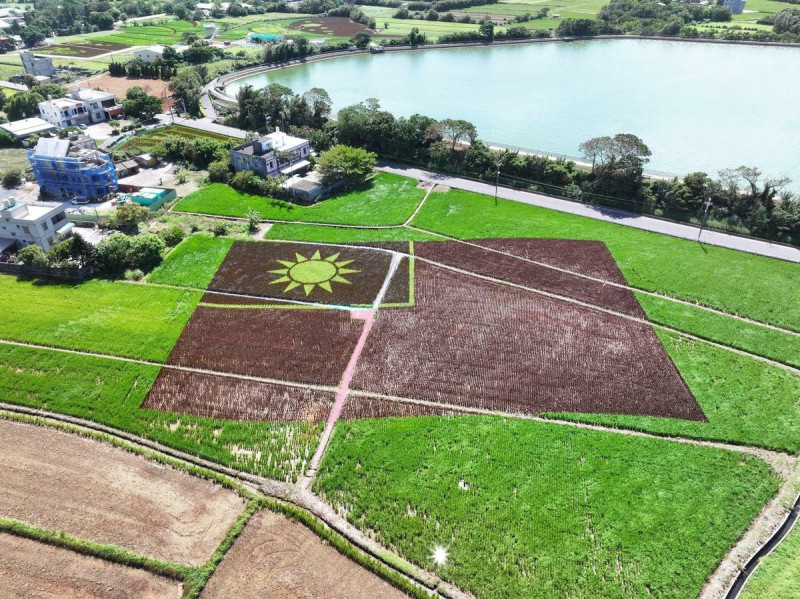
[414,239,645,317]
[144,369,334,422]
[0,533,182,599]
[200,510,409,599]
[0,419,244,566]
[351,261,703,420]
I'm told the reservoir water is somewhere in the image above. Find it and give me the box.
[227,39,800,186]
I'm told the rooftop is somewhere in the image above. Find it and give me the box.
[0,200,64,221]
[71,88,115,101]
[42,97,83,109]
[0,117,56,137]
[31,137,70,158]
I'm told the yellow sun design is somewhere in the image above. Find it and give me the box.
[268,250,359,296]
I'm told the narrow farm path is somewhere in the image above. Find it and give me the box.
[300,253,403,490]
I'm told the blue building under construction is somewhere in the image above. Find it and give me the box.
[28,135,118,201]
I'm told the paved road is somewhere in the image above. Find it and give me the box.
[379,162,800,263]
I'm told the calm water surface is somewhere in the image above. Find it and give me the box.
[227,40,800,186]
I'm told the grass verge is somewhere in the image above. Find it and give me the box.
[148,235,234,289]
[174,173,426,225]
[316,415,779,599]
[0,275,200,362]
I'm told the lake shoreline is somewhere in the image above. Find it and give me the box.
[212,34,800,101]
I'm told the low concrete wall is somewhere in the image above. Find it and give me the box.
[0,262,92,280]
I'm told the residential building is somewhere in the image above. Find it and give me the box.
[20,51,56,78]
[133,45,165,63]
[37,89,123,128]
[722,0,746,13]
[0,117,57,141]
[69,88,124,122]
[229,129,311,178]
[0,197,72,252]
[37,97,90,128]
[28,135,119,201]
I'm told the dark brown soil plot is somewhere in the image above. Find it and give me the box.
[342,396,463,420]
[288,16,368,37]
[209,241,394,306]
[144,369,334,422]
[201,510,409,599]
[415,240,645,317]
[0,533,181,599]
[201,292,278,306]
[352,261,704,421]
[477,238,631,284]
[165,306,362,386]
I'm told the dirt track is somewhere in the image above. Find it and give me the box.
[201,510,409,599]
[0,419,244,566]
[0,533,181,599]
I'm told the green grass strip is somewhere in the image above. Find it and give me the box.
[0,517,193,582]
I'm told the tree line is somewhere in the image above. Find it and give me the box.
[223,86,799,245]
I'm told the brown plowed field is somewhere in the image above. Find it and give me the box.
[415,240,645,317]
[352,261,704,421]
[342,396,462,420]
[476,238,631,284]
[0,533,182,599]
[0,419,245,566]
[201,510,409,599]
[144,369,334,421]
[165,306,362,386]
[73,75,172,109]
[209,241,394,306]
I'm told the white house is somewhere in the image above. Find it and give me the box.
[0,117,57,141]
[133,45,165,63]
[37,97,90,128]
[38,89,122,128]
[69,88,124,122]
[0,198,72,252]
[229,129,311,178]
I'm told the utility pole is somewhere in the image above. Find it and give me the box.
[494,161,501,206]
[698,198,713,241]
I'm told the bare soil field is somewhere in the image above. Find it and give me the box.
[201,510,409,599]
[73,75,172,108]
[416,240,645,317]
[38,40,130,57]
[0,533,181,599]
[165,306,362,385]
[144,368,334,421]
[0,419,244,566]
[209,241,394,306]
[352,261,704,420]
[287,16,369,37]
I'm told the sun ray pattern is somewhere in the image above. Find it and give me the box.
[269,250,360,296]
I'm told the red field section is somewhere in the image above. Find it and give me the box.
[351,260,704,421]
[143,369,333,422]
